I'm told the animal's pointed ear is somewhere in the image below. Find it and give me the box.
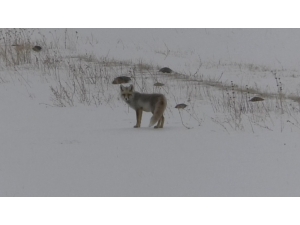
[120,85,124,91]
[129,84,134,91]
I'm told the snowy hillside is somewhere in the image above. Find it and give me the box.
[1,28,300,197]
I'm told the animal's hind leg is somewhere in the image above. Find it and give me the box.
[154,115,164,128]
[154,118,161,129]
[160,115,165,128]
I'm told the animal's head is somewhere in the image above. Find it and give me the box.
[120,84,134,101]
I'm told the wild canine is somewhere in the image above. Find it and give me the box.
[120,84,167,128]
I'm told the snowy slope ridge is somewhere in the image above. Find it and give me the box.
[0,28,300,196]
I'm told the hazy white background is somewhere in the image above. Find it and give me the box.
[2,0,300,224]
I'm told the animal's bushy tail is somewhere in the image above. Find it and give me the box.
[149,96,167,127]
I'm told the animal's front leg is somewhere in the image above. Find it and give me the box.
[134,108,143,128]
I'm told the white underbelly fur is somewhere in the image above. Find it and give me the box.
[139,100,152,112]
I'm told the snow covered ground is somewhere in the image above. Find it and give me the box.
[1,28,300,197]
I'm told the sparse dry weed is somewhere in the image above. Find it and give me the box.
[1,28,300,132]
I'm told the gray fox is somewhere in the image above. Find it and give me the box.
[120,84,167,128]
